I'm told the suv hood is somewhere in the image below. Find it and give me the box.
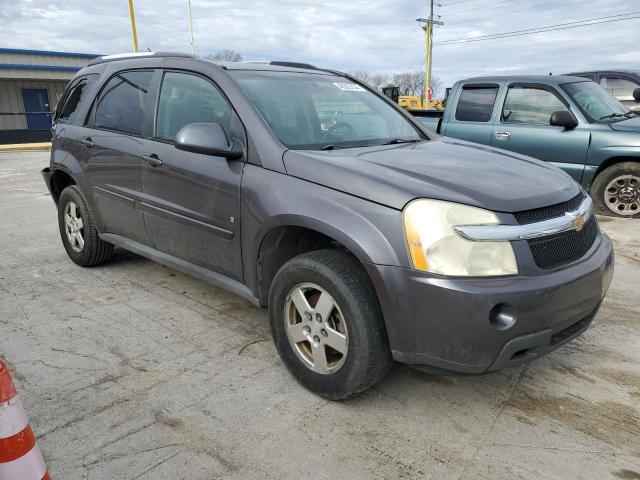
[609,115,640,133]
[283,138,580,212]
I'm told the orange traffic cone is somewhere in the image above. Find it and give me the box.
[0,361,50,480]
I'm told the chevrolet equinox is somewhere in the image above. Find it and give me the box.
[42,52,614,399]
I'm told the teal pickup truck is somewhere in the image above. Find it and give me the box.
[413,76,640,217]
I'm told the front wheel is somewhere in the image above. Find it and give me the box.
[57,185,113,266]
[269,249,392,400]
[590,162,640,217]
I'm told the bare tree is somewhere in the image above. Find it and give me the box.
[205,49,243,62]
[350,71,390,92]
[369,73,390,92]
[391,71,443,98]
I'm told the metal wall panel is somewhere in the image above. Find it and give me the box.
[0,79,69,130]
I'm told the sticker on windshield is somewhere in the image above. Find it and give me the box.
[333,82,366,92]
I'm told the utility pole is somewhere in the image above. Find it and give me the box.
[187,0,196,54]
[128,0,139,52]
[417,1,443,102]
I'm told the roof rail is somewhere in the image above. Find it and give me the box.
[268,61,318,70]
[88,51,195,66]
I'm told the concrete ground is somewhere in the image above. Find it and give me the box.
[1,151,638,480]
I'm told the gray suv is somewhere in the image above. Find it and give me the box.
[43,52,614,399]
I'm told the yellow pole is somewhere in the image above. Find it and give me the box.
[128,0,139,52]
[425,23,431,104]
[188,0,195,54]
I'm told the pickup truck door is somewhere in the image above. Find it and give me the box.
[139,69,245,280]
[490,84,590,183]
[441,83,500,144]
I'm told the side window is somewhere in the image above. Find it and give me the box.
[455,87,498,122]
[600,76,638,100]
[56,74,96,124]
[155,71,232,141]
[93,70,154,136]
[502,87,567,124]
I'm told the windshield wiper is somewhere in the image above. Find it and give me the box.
[382,138,422,145]
[321,144,336,150]
[598,113,627,121]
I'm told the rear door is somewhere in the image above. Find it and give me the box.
[490,84,590,182]
[81,69,156,245]
[140,69,245,280]
[441,83,499,144]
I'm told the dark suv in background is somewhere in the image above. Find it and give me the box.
[43,53,614,399]
[566,69,640,111]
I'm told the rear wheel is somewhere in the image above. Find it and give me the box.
[591,162,640,217]
[269,249,392,400]
[58,185,113,266]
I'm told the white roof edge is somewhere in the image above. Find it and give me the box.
[100,52,155,60]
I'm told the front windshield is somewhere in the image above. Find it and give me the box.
[562,81,634,123]
[230,70,425,150]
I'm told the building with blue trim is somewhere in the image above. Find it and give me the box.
[0,47,100,143]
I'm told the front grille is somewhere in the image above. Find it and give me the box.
[514,193,584,224]
[527,215,599,270]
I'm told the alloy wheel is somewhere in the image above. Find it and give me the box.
[283,283,348,375]
[64,201,85,252]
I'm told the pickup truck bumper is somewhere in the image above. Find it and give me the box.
[365,232,614,374]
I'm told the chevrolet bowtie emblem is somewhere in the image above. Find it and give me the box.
[570,211,587,231]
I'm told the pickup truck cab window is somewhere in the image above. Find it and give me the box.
[501,86,568,124]
[91,70,154,136]
[230,70,424,150]
[156,71,232,141]
[454,86,498,122]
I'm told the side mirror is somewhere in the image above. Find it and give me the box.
[175,123,243,160]
[550,110,578,129]
[633,88,640,103]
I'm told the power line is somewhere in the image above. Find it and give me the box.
[438,12,640,45]
[444,0,513,16]
[438,0,477,7]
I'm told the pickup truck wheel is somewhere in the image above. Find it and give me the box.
[269,249,392,400]
[591,162,640,217]
[58,185,113,266]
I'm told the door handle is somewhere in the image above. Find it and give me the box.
[143,154,163,167]
[80,137,94,148]
[493,131,511,141]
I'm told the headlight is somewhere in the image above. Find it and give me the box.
[403,199,518,276]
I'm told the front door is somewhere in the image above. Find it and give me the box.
[22,88,51,129]
[140,70,244,280]
[81,69,156,245]
[490,84,590,183]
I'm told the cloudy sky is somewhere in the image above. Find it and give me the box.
[1,0,638,90]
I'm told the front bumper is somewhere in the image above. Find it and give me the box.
[365,232,614,374]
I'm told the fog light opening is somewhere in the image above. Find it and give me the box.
[490,304,516,330]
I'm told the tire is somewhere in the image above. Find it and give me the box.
[590,162,640,218]
[57,185,113,266]
[269,249,392,400]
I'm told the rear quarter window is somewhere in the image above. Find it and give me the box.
[55,74,97,124]
[455,86,498,122]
